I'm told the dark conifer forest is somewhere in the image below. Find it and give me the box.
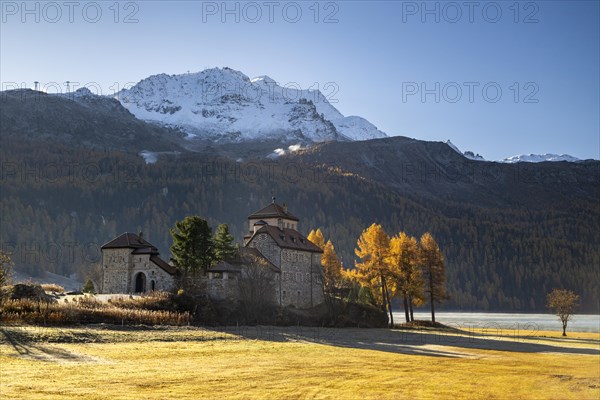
[1,135,598,312]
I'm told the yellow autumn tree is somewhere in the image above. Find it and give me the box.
[350,223,395,326]
[389,232,424,323]
[321,240,343,295]
[307,229,325,250]
[419,232,447,324]
[308,229,343,296]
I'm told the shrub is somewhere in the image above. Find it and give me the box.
[41,283,65,293]
[82,279,95,294]
[109,291,178,312]
[0,297,190,326]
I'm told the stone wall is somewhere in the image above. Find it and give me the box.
[247,233,324,308]
[206,274,240,300]
[131,254,175,292]
[102,249,174,294]
[101,248,131,293]
[280,249,323,308]
[247,233,281,268]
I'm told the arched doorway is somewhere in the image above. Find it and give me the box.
[134,272,146,293]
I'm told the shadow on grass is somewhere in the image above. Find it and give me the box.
[2,324,598,360]
[0,326,104,362]
[228,326,600,358]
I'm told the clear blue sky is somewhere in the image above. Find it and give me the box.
[1,1,598,160]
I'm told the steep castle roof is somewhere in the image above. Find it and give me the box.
[102,232,157,250]
[248,202,299,221]
[250,225,323,253]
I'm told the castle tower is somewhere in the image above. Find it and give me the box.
[244,200,324,308]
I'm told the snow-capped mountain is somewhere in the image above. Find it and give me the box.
[445,140,581,163]
[500,154,581,163]
[116,67,387,143]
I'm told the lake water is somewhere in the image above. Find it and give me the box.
[392,312,600,333]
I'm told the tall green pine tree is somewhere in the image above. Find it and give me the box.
[170,216,215,276]
[214,223,236,261]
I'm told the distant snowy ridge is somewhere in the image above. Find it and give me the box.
[445,140,581,163]
[500,154,580,163]
[115,67,387,143]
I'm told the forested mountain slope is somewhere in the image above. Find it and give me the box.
[1,135,598,312]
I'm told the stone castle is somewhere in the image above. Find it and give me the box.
[100,200,324,308]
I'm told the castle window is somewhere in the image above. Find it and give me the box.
[283,290,286,298]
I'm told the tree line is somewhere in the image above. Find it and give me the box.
[309,226,447,326]
[1,138,597,312]
[170,216,236,277]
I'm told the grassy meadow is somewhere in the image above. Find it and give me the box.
[0,325,598,400]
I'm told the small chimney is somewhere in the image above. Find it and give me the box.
[138,231,144,242]
[272,196,276,204]
[283,203,288,213]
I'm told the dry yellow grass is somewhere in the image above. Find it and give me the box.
[0,325,598,400]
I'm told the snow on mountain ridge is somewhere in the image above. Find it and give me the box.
[116,67,387,142]
[445,140,486,161]
[444,140,580,163]
[501,154,580,163]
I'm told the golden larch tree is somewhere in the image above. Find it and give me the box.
[321,240,343,295]
[419,233,447,324]
[307,229,325,250]
[308,229,343,296]
[389,232,424,323]
[352,223,395,326]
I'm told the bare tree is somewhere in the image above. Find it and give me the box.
[0,251,14,317]
[85,263,104,293]
[0,251,13,288]
[547,289,580,336]
[237,255,277,323]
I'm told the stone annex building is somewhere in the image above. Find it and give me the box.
[100,201,324,308]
